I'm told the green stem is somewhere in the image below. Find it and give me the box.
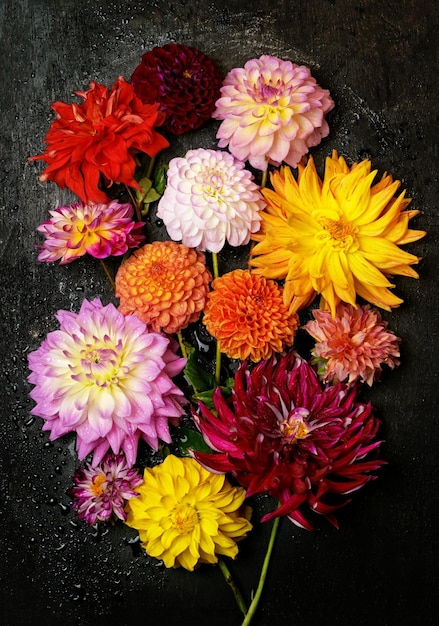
[211,251,222,386]
[260,168,268,188]
[212,251,220,280]
[99,259,115,291]
[218,558,248,617]
[177,332,188,359]
[240,516,280,626]
[141,155,157,217]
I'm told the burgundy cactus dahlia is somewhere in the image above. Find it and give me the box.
[194,351,384,530]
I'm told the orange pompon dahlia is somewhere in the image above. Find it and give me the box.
[250,152,426,316]
[29,77,169,204]
[115,241,212,334]
[202,269,298,362]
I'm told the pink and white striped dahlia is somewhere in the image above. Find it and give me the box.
[156,148,264,253]
[36,200,145,264]
[194,351,384,530]
[212,55,334,171]
[71,452,143,524]
[27,298,187,466]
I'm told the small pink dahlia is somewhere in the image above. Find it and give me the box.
[131,44,223,136]
[71,452,143,524]
[156,148,265,252]
[27,298,187,466]
[194,351,383,530]
[213,55,334,171]
[304,304,401,386]
[36,200,145,264]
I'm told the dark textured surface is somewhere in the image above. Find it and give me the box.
[1,1,438,625]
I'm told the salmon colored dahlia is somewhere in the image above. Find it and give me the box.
[203,269,298,362]
[115,241,212,334]
[29,77,169,203]
[213,55,334,171]
[250,152,426,315]
[125,454,252,571]
[194,350,384,530]
[131,44,223,136]
[36,200,145,264]
[304,303,401,385]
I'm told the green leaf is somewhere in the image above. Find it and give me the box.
[138,176,153,195]
[175,427,213,456]
[143,188,161,204]
[153,164,168,196]
[195,386,232,410]
[184,351,216,393]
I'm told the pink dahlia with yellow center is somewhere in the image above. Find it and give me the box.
[36,200,145,264]
[304,304,401,385]
[213,55,334,171]
[115,240,212,334]
[156,148,265,253]
[202,269,299,362]
[194,351,384,530]
[71,453,143,524]
[27,298,187,466]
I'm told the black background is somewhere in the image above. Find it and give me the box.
[1,1,438,625]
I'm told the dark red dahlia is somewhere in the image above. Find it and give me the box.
[194,351,384,530]
[131,44,223,136]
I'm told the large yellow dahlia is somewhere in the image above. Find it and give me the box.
[249,152,426,315]
[125,455,252,571]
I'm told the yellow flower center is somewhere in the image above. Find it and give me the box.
[170,503,199,534]
[80,345,122,387]
[280,408,310,443]
[90,474,106,497]
[182,69,192,79]
[316,217,358,251]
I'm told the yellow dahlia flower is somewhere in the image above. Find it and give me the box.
[125,455,252,571]
[250,152,426,315]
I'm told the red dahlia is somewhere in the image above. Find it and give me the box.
[131,44,223,135]
[194,351,384,530]
[30,77,169,203]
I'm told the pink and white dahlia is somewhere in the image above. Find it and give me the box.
[27,298,187,466]
[71,452,143,524]
[213,55,334,171]
[156,148,265,253]
[36,200,145,264]
[194,351,383,530]
[304,304,401,386]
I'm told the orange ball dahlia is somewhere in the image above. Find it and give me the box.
[202,269,298,362]
[115,241,212,334]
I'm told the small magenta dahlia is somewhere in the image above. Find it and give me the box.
[156,149,265,253]
[131,44,223,135]
[27,298,187,466]
[36,200,145,264]
[194,351,384,530]
[71,453,143,524]
[213,55,334,171]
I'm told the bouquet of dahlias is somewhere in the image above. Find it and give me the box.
[27,44,425,625]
